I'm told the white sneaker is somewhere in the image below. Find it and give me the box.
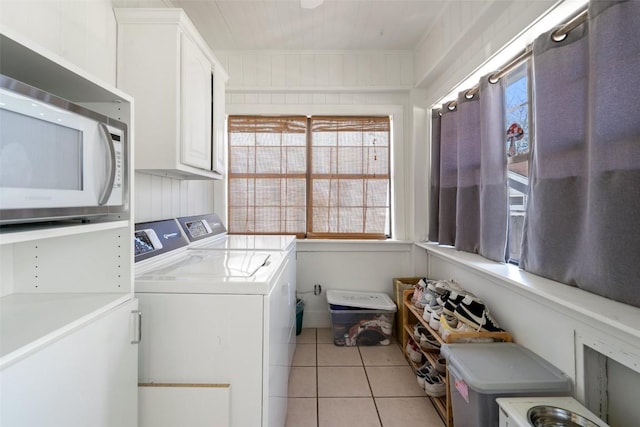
[405,340,423,363]
[423,372,446,397]
[416,361,437,388]
[435,357,447,375]
[428,310,441,331]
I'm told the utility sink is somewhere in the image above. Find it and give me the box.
[528,405,602,427]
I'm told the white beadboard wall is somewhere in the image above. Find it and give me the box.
[216,50,414,90]
[134,173,215,223]
[0,0,117,86]
[414,0,556,104]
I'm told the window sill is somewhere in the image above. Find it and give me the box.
[415,242,640,340]
[297,239,413,252]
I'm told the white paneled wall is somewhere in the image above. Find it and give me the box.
[217,50,414,90]
[297,242,413,328]
[0,0,117,85]
[134,173,215,223]
[414,0,556,103]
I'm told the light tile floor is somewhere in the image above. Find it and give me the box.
[286,328,445,427]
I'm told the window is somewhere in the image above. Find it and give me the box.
[227,115,391,239]
[504,61,531,263]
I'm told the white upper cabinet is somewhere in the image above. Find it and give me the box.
[115,8,228,180]
[180,33,213,171]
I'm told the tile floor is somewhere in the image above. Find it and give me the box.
[286,328,445,427]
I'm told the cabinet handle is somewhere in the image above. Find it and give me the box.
[131,310,142,344]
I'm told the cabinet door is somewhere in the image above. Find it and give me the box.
[180,32,212,171]
[212,70,226,175]
[0,299,139,427]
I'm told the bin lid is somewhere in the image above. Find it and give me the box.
[326,290,397,311]
[441,343,571,393]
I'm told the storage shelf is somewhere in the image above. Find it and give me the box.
[403,289,512,344]
[401,288,512,427]
[0,220,129,245]
[404,346,448,413]
[0,292,133,369]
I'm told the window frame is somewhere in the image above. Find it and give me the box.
[224,105,404,240]
[504,59,533,264]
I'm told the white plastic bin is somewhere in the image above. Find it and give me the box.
[326,290,397,346]
[441,343,572,427]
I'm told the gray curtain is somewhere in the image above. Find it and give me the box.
[428,110,441,242]
[455,91,481,253]
[520,17,589,284]
[429,82,508,260]
[578,0,640,305]
[522,0,640,307]
[438,107,458,245]
[479,76,508,262]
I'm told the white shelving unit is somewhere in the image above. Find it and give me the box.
[0,29,138,427]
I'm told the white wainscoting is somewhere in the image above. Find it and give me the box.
[295,240,413,328]
[134,172,215,223]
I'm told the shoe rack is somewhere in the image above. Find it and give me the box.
[401,288,512,427]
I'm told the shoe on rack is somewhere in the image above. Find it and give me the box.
[435,279,462,295]
[426,280,447,296]
[411,285,424,308]
[405,340,423,363]
[435,357,447,375]
[417,288,437,310]
[441,319,473,341]
[423,372,446,397]
[413,323,429,341]
[442,290,469,317]
[416,361,437,388]
[428,310,442,332]
[454,295,504,333]
[419,330,441,351]
[438,313,458,338]
[423,297,443,320]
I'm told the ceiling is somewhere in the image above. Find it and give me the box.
[158,0,444,51]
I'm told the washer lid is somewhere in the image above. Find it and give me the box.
[135,249,286,295]
[139,250,270,278]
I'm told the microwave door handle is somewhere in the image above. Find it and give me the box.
[97,123,116,206]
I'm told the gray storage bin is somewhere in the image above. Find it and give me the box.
[441,342,572,427]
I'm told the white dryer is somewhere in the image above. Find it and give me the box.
[176,213,296,253]
[134,218,292,427]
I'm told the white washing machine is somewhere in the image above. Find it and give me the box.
[176,214,298,370]
[176,214,297,425]
[134,218,293,427]
[176,213,297,363]
[497,396,609,427]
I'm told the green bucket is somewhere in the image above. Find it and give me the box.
[296,298,304,335]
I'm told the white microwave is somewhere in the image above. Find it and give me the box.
[0,75,128,225]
